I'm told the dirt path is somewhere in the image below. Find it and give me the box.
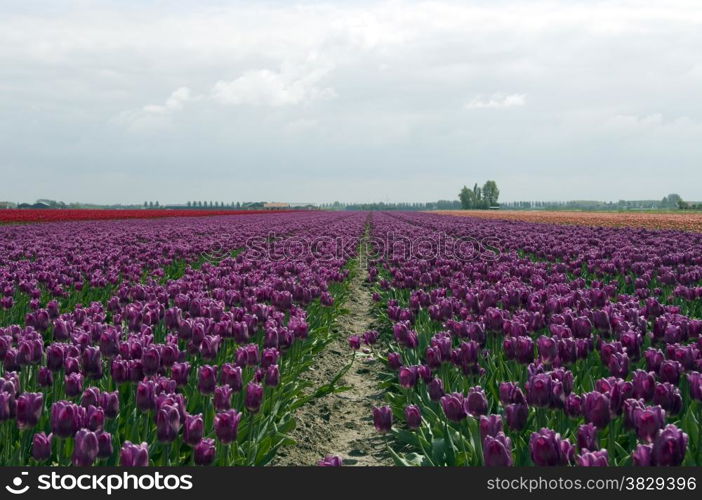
[273,228,391,466]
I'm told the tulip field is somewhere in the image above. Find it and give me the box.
[0,209,297,224]
[1,210,701,467]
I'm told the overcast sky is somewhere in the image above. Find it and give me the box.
[1,0,701,204]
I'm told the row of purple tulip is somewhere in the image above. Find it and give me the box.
[364,212,700,466]
[0,212,367,465]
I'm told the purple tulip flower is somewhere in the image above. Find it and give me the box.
[372,406,393,433]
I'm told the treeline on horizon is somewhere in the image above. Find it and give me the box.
[5,190,699,212]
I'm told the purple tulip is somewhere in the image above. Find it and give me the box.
[623,398,646,429]
[135,381,156,412]
[608,379,634,414]
[658,360,682,385]
[479,414,503,441]
[156,403,181,442]
[64,356,80,375]
[416,364,432,383]
[318,455,343,466]
[101,391,120,419]
[499,382,526,405]
[213,385,233,411]
[81,387,101,408]
[387,352,402,370]
[198,365,217,394]
[245,382,264,413]
[515,336,535,364]
[73,428,99,466]
[582,391,611,428]
[652,424,688,466]
[633,405,666,443]
[171,362,191,386]
[577,449,609,466]
[50,401,85,438]
[537,335,558,365]
[265,364,280,387]
[426,346,442,368]
[505,403,528,431]
[261,348,280,368]
[31,432,52,462]
[575,423,597,453]
[214,409,242,444]
[404,404,422,429]
[565,394,582,418]
[46,344,65,371]
[363,330,380,345]
[16,392,43,429]
[644,348,664,372]
[653,383,682,415]
[97,431,113,459]
[632,443,653,466]
[85,404,105,431]
[608,352,629,378]
[221,363,243,392]
[398,366,418,388]
[120,441,149,466]
[38,367,53,388]
[632,370,656,401]
[194,438,216,465]
[184,413,204,446]
[465,386,488,416]
[526,374,552,407]
[348,335,361,350]
[573,316,592,338]
[427,377,445,401]
[372,406,393,433]
[81,346,103,379]
[483,432,513,466]
[688,371,702,401]
[530,428,574,466]
[441,393,468,422]
[64,372,84,398]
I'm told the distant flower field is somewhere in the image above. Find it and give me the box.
[0,209,298,224]
[432,210,702,232]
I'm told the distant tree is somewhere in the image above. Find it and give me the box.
[459,185,475,209]
[155,201,160,208]
[473,183,484,208]
[661,193,683,209]
[186,201,192,208]
[482,180,500,207]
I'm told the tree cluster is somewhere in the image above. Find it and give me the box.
[459,181,499,209]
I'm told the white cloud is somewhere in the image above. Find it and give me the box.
[142,87,193,114]
[1,1,702,203]
[465,93,526,109]
[112,86,195,132]
[211,64,335,107]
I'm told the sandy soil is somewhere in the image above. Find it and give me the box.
[273,232,391,466]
